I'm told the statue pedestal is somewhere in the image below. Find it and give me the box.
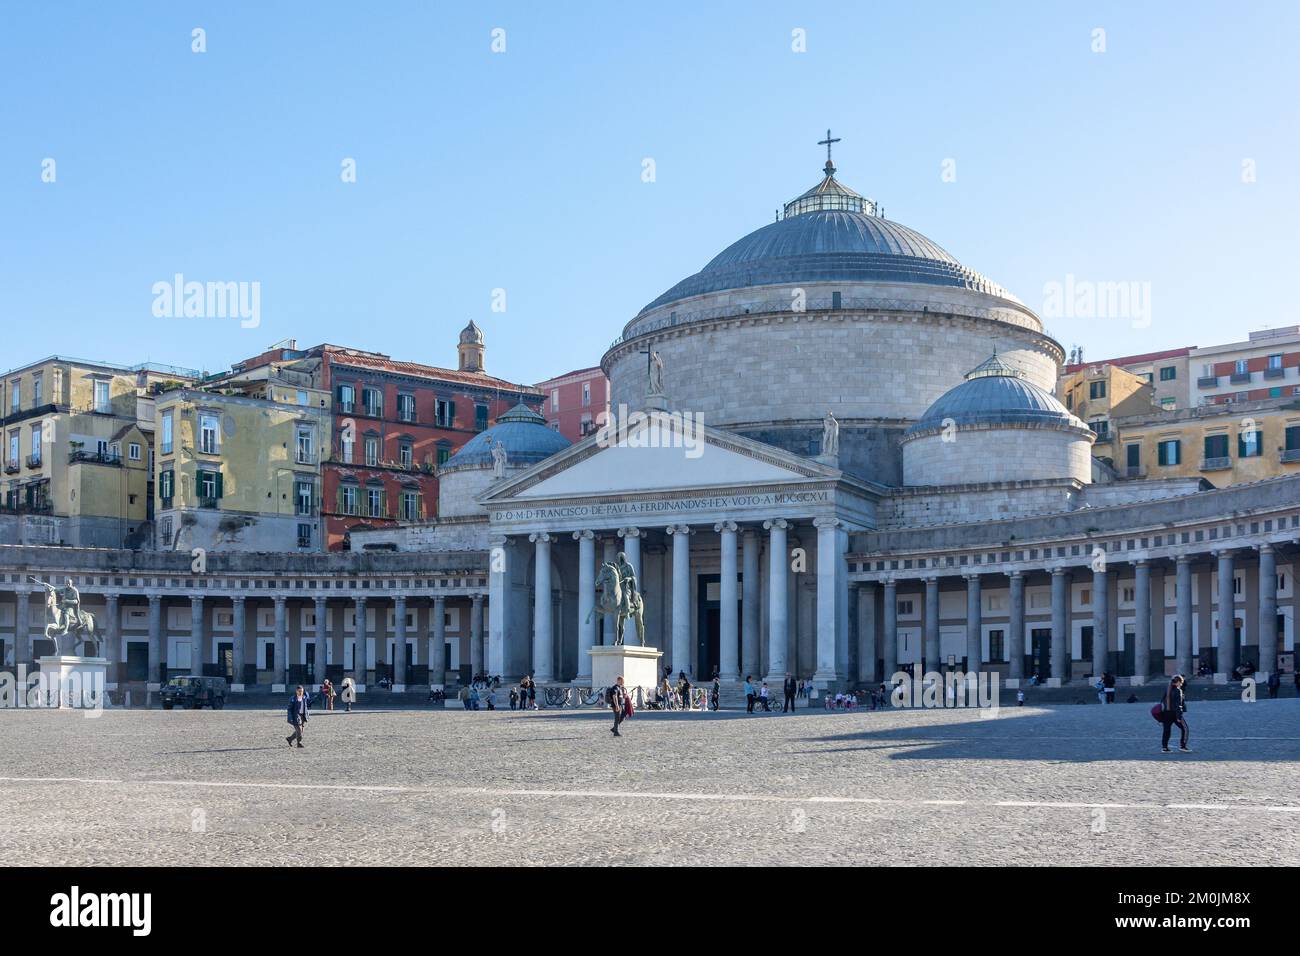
[645,393,668,412]
[588,645,663,701]
[36,656,109,709]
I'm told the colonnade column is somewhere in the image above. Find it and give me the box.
[1008,571,1025,681]
[964,572,982,673]
[741,528,760,678]
[190,596,205,676]
[1175,556,1193,678]
[882,578,898,679]
[923,576,939,674]
[601,538,617,647]
[103,593,120,684]
[667,524,692,676]
[1092,563,1109,678]
[354,595,369,686]
[1258,544,1278,678]
[147,593,162,686]
[433,595,447,686]
[574,531,596,679]
[1216,549,1236,678]
[231,596,246,690]
[1050,568,1069,684]
[763,519,788,682]
[314,596,328,684]
[470,595,485,680]
[531,532,553,682]
[393,595,408,691]
[14,589,30,668]
[273,595,288,688]
[1133,560,1151,684]
[488,536,506,676]
[716,521,739,681]
[814,517,839,682]
[857,583,877,683]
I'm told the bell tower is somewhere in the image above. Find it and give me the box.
[458,320,485,372]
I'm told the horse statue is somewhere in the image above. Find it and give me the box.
[588,561,646,646]
[31,577,96,656]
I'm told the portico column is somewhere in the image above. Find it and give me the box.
[393,596,408,691]
[231,596,246,690]
[923,577,939,674]
[354,595,369,684]
[763,519,789,681]
[103,593,120,685]
[189,596,205,676]
[964,572,982,673]
[314,596,328,683]
[433,595,447,686]
[716,521,739,681]
[1175,556,1193,677]
[274,595,288,688]
[667,524,692,676]
[470,595,485,679]
[741,528,760,677]
[813,517,839,682]
[531,532,553,682]
[14,590,31,668]
[857,583,877,683]
[1258,544,1278,678]
[1008,571,1025,681]
[1050,568,1069,684]
[882,578,898,679]
[1133,560,1151,684]
[147,593,162,686]
[1092,564,1109,679]
[574,530,596,678]
[1216,549,1236,678]
[488,535,506,675]
[601,538,617,647]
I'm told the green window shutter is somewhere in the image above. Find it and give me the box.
[448,401,456,426]
[336,488,344,513]
[380,489,388,517]
[417,492,425,520]
[214,471,224,499]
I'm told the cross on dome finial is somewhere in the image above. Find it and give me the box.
[817,128,841,174]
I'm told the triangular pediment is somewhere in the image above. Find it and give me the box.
[482,413,838,503]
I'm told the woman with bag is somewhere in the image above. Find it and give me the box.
[1157,674,1190,753]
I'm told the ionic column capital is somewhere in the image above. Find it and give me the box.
[714,520,738,534]
[618,527,643,539]
[1008,569,1024,580]
[812,516,840,530]
[665,524,692,536]
[1175,553,1194,566]
[471,594,484,607]
[529,531,553,544]
[572,529,595,541]
[763,518,789,532]
[1258,542,1275,555]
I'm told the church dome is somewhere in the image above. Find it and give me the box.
[440,402,570,474]
[639,158,1015,315]
[459,319,485,345]
[906,353,1087,438]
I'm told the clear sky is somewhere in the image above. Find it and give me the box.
[3,1,1297,384]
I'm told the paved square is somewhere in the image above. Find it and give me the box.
[1,699,1297,866]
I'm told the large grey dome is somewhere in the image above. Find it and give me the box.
[906,354,1088,438]
[441,403,570,473]
[639,167,1016,314]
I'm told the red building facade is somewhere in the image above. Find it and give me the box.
[535,366,610,443]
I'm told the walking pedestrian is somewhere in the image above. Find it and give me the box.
[509,686,520,710]
[743,675,756,713]
[609,675,628,737]
[1103,671,1116,704]
[1159,674,1191,753]
[285,685,309,748]
[1016,689,1025,707]
[484,686,496,710]
[320,678,335,711]
[1267,671,1280,699]
[677,671,692,710]
[340,676,356,712]
[711,676,720,712]
[783,672,797,713]
[459,685,472,710]
[527,676,538,710]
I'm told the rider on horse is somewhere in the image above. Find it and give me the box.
[614,551,638,619]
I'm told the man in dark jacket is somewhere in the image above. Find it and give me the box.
[1160,675,1190,753]
[286,685,309,748]
[783,672,798,712]
[609,676,628,737]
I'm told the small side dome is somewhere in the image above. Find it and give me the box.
[459,320,485,345]
[440,402,570,474]
[905,353,1087,438]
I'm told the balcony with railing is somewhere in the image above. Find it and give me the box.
[25,453,42,469]
[338,401,355,414]
[3,459,19,475]
[198,496,220,509]
[1264,366,1286,380]
[68,450,123,467]
[295,450,317,466]
[1229,371,1252,385]
[1200,457,1232,471]
[1281,448,1300,464]
[1196,375,1219,389]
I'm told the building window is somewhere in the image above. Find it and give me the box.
[1238,428,1262,458]
[94,380,110,413]
[295,480,314,516]
[400,489,420,521]
[582,382,591,407]
[339,431,354,464]
[988,630,1004,663]
[10,379,20,414]
[897,600,914,616]
[126,441,140,461]
[1089,419,1109,439]
[199,414,220,454]
[337,384,355,413]
[362,387,382,417]
[366,486,383,518]
[1122,586,1135,602]
[32,375,41,407]
[197,469,222,505]
[1159,366,1177,381]
[436,444,451,466]
[159,516,173,543]
[1235,359,1249,375]
[1089,381,1107,400]
[435,399,456,428]
[159,469,174,505]
[1267,354,1282,370]
[340,485,358,515]
[7,431,19,468]
[1157,439,1181,466]
[161,411,173,455]
[1160,397,1176,409]
[398,441,413,469]
[29,424,41,463]
[396,394,416,422]
[364,435,379,467]
[296,426,314,464]
[297,523,312,549]
[551,389,560,412]
[475,403,489,431]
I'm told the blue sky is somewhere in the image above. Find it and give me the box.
[3,1,1297,383]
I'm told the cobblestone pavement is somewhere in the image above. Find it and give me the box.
[1,699,1297,866]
